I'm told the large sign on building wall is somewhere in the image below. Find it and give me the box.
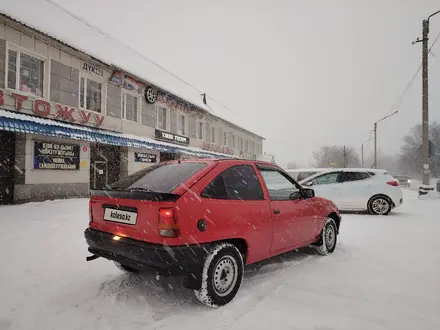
[155,129,190,146]
[34,141,80,170]
[0,89,104,127]
[240,151,257,160]
[201,142,234,155]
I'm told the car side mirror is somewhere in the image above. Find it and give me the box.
[289,191,303,200]
[301,188,315,199]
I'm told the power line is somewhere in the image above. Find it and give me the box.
[384,31,440,119]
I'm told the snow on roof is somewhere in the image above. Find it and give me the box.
[1,0,263,139]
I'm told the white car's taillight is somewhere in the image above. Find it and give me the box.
[387,180,399,187]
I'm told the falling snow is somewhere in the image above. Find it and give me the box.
[0,190,440,330]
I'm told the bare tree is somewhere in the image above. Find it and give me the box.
[312,145,361,168]
[364,150,400,173]
[399,121,440,177]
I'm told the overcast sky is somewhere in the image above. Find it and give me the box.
[51,0,440,166]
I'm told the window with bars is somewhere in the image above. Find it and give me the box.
[8,49,44,96]
[122,93,138,122]
[156,106,168,130]
[80,77,102,113]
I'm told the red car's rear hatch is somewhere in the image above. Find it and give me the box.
[88,161,216,244]
[89,190,179,243]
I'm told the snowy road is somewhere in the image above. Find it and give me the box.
[1,190,439,330]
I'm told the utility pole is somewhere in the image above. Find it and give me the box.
[373,111,398,169]
[361,144,364,168]
[422,19,430,185]
[373,123,377,168]
[343,145,347,168]
[414,10,440,185]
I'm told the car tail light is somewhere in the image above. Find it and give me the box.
[387,181,399,187]
[89,200,93,224]
[158,208,179,237]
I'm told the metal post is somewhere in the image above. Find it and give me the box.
[422,19,430,185]
[361,144,364,168]
[374,122,377,168]
[343,145,346,168]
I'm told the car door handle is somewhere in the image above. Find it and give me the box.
[273,209,280,214]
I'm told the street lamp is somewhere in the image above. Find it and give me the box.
[361,136,373,167]
[413,10,440,186]
[373,110,398,168]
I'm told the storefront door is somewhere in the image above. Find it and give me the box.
[0,132,16,205]
[93,161,108,190]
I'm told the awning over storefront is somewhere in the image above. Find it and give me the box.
[0,109,236,159]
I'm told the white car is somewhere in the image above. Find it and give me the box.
[286,168,328,182]
[299,168,403,215]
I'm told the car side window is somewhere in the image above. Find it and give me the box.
[260,169,299,201]
[309,172,339,185]
[338,172,370,183]
[297,171,317,181]
[201,165,264,200]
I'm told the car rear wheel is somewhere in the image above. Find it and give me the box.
[312,218,338,256]
[194,243,244,308]
[114,262,140,273]
[368,196,391,215]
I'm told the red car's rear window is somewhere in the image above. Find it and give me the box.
[108,162,207,193]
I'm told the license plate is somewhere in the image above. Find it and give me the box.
[103,208,137,225]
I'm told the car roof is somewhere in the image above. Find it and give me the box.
[163,158,279,167]
[298,168,388,182]
[286,168,328,173]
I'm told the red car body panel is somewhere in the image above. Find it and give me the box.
[87,159,340,266]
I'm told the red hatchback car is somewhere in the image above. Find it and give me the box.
[85,159,341,307]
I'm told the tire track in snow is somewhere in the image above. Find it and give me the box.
[145,252,321,330]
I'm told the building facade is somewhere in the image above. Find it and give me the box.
[0,14,264,204]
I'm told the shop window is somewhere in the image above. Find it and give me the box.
[178,114,186,136]
[156,106,168,130]
[198,121,204,140]
[80,77,102,113]
[122,93,138,122]
[7,49,44,97]
[211,127,216,143]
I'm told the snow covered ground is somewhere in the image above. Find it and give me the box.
[1,189,439,330]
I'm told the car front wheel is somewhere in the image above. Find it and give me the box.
[194,243,244,308]
[312,218,338,256]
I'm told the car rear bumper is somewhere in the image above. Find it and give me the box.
[84,228,209,276]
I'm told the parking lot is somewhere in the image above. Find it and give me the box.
[1,189,439,330]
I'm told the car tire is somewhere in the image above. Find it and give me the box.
[368,195,392,215]
[114,262,140,273]
[312,218,338,256]
[194,243,244,308]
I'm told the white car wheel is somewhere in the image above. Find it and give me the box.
[368,196,391,215]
